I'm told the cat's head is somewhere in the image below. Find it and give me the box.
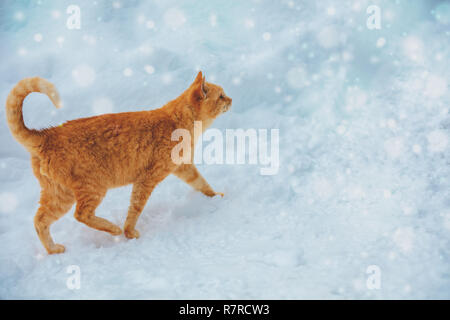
[188,71,232,120]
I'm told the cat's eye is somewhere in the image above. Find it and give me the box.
[219,94,224,99]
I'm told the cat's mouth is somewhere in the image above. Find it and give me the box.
[222,102,232,113]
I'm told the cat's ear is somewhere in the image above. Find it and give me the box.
[190,71,206,103]
[201,75,207,95]
[193,71,203,86]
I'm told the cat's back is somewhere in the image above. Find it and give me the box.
[37,108,177,185]
[61,110,158,131]
[41,108,176,156]
[52,108,172,137]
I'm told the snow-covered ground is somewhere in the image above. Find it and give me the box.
[0,0,449,299]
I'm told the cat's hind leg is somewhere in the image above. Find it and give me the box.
[34,184,75,254]
[73,189,122,236]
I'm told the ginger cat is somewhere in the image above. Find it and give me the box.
[5,71,232,254]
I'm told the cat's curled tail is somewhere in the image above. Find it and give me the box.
[6,77,62,153]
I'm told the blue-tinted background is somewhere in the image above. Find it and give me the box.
[0,0,449,299]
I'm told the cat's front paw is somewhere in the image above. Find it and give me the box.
[204,190,225,197]
[110,225,122,236]
[124,228,140,239]
[47,244,66,254]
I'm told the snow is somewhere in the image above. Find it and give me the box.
[0,0,449,299]
[144,65,155,75]
[51,10,61,19]
[123,68,133,77]
[163,8,187,30]
[0,192,19,214]
[92,97,114,115]
[286,66,309,89]
[145,20,155,30]
[72,64,96,87]
[14,11,25,22]
[392,227,415,254]
[427,130,448,153]
[33,33,43,42]
[262,32,271,41]
[402,36,424,62]
[376,37,386,48]
[317,26,340,49]
[424,74,447,99]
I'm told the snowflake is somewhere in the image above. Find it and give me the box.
[209,14,217,27]
[286,66,308,89]
[427,130,448,153]
[72,64,96,87]
[336,125,346,135]
[424,75,447,99]
[244,19,255,29]
[56,36,65,46]
[162,73,172,84]
[387,119,397,129]
[384,137,404,159]
[144,65,155,74]
[383,189,392,199]
[313,177,334,199]
[164,8,186,30]
[92,97,114,115]
[326,7,336,16]
[51,10,61,19]
[17,48,27,56]
[34,33,43,42]
[376,37,386,48]
[393,227,414,253]
[82,35,96,45]
[345,86,367,111]
[14,11,25,21]
[138,44,153,54]
[137,14,146,24]
[412,144,422,154]
[347,185,366,200]
[317,26,339,49]
[123,68,133,77]
[402,36,423,62]
[0,192,19,214]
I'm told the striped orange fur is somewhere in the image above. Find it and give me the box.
[5,71,231,254]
